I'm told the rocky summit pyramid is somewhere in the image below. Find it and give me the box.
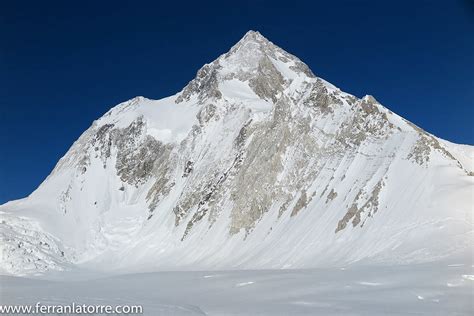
[1,31,473,275]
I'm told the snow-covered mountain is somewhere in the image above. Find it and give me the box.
[1,31,473,276]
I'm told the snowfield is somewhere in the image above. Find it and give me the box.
[1,261,473,315]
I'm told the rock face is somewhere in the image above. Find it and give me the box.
[1,31,473,275]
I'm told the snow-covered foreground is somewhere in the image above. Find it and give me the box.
[1,261,473,315]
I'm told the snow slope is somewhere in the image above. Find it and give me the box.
[0,31,473,276]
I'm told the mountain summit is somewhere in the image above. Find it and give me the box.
[1,31,472,275]
[177,30,316,104]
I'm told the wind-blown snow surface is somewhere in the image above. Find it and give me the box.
[0,30,473,314]
[1,262,473,315]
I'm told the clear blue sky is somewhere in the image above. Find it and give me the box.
[1,0,473,204]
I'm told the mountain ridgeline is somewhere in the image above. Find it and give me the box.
[1,31,472,275]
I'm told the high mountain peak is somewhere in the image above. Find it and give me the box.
[176,30,315,103]
[236,30,270,45]
[1,30,472,277]
[229,30,277,54]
